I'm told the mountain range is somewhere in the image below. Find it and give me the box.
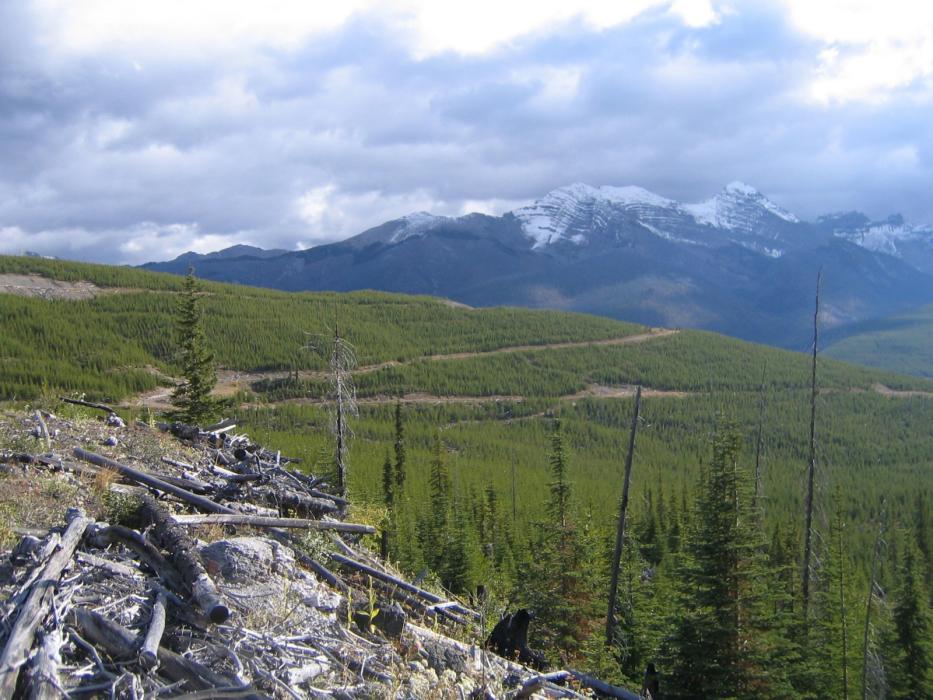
[143,182,933,351]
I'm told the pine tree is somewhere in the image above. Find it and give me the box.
[170,268,217,424]
[394,401,407,492]
[424,433,451,573]
[888,530,932,699]
[660,422,793,698]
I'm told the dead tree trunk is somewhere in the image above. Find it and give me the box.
[606,386,641,646]
[26,629,62,700]
[0,514,92,697]
[137,494,230,624]
[753,370,767,509]
[802,269,821,623]
[861,510,885,700]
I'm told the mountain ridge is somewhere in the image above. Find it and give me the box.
[142,182,933,356]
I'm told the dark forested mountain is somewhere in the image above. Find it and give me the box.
[143,182,933,350]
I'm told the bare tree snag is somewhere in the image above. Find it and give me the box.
[802,268,821,623]
[606,386,641,646]
[861,509,885,700]
[0,514,92,697]
[137,494,230,624]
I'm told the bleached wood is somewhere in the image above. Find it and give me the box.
[0,515,91,697]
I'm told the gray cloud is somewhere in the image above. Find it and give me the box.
[1,2,932,264]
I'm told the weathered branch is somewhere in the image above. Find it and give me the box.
[170,514,375,533]
[59,397,116,414]
[329,552,478,620]
[138,591,167,672]
[68,607,252,694]
[73,448,236,515]
[0,514,92,697]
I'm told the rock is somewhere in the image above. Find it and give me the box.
[102,436,118,446]
[106,414,126,428]
[200,537,280,583]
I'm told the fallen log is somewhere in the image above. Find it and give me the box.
[0,514,92,697]
[170,514,375,534]
[565,668,641,700]
[68,607,257,695]
[138,591,166,672]
[138,494,230,624]
[203,418,237,433]
[59,397,116,414]
[328,553,479,620]
[261,489,340,518]
[26,629,62,700]
[73,448,237,515]
[516,669,641,700]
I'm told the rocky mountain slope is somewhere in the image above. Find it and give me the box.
[143,183,933,350]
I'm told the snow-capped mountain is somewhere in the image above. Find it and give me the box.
[512,181,817,257]
[144,181,933,350]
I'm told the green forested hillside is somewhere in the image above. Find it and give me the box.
[2,254,931,697]
[0,255,640,401]
[825,303,933,378]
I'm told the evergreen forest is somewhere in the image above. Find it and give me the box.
[1,255,931,697]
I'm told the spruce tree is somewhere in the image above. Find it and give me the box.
[394,401,407,491]
[661,422,792,698]
[170,268,217,424]
[889,531,932,699]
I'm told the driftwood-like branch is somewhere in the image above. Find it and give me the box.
[137,494,229,624]
[26,629,63,700]
[86,524,186,593]
[59,397,117,414]
[170,514,375,533]
[329,553,478,620]
[138,591,167,672]
[0,514,92,697]
[73,448,236,515]
[68,608,249,694]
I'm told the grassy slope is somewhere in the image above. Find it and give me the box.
[824,303,933,378]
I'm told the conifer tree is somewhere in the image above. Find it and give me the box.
[660,422,791,698]
[425,433,451,572]
[888,531,932,699]
[170,268,217,424]
[394,401,406,491]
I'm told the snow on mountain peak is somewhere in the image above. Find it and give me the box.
[389,212,449,243]
[514,183,675,247]
[724,181,759,196]
[684,183,799,230]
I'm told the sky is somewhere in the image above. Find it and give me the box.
[1,0,932,264]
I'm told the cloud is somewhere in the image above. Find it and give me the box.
[1,1,932,264]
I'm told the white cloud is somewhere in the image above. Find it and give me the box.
[782,0,933,103]
[32,0,715,59]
